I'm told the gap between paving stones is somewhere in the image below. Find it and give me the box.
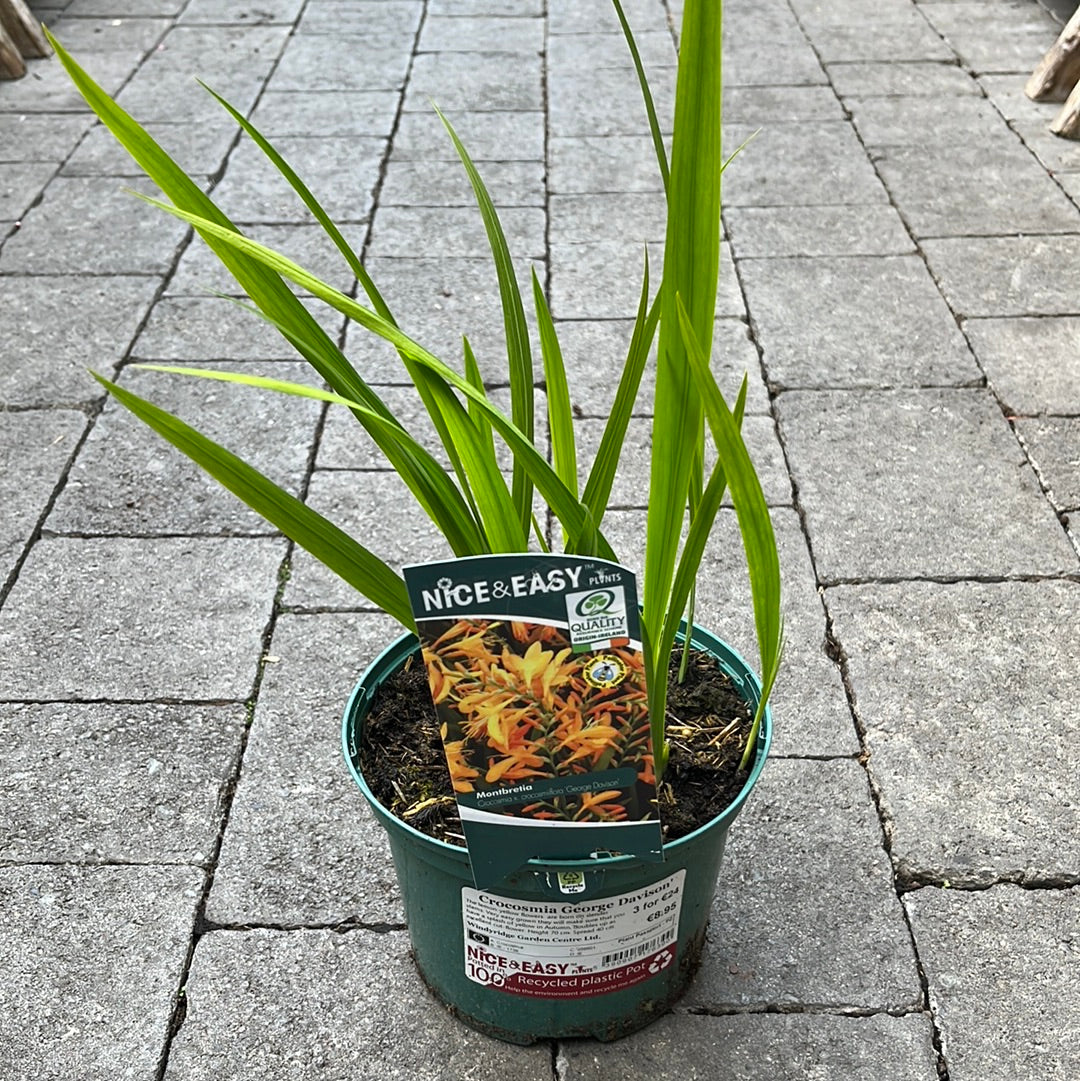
[145,7,431,1076]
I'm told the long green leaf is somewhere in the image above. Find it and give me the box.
[129,199,614,558]
[462,336,495,462]
[47,34,490,559]
[435,105,535,538]
[579,251,660,531]
[531,269,577,545]
[611,0,670,193]
[200,84,490,520]
[677,299,783,765]
[642,0,723,644]
[649,378,749,771]
[92,373,415,628]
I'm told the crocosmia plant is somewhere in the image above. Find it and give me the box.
[47,0,782,783]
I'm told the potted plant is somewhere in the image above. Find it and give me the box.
[48,0,782,1044]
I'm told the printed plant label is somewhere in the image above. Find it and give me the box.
[461,871,686,999]
[404,554,664,890]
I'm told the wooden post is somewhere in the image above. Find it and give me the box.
[0,19,26,80]
[1051,77,1080,138]
[1027,5,1080,102]
[0,0,50,60]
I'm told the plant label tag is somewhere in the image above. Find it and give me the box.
[461,870,686,998]
[404,554,664,891]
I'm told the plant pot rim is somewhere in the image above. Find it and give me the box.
[343,625,772,871]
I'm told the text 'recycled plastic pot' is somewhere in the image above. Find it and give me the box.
[342,625,772,1044]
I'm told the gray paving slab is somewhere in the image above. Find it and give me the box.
[294,0,422,36]
[392,109,545,161]
[64,0,184,12]
[0,536,284,700]
[282,471,452,609]
[827,580,1080,886]
[602,507,859,758]
[963,316,1080,415]
[549,64,676,137]
[923,235,1080,317]
[0,864,202,1081]
[547,29,675,71]
[164,928,554,1078]
[114,25,291,123]
[378,155,546,207]
[572,414,792,508]
[45,14,170,57]
[0,176,190,275]
[316,384,529,471]
[210,135,386,224]
[741,255,978,389]
[0,701,242,863]
[552,316,770,417]
[0,408,84,583]
[550,239,744,321]
[130,295,345,362]
[846,94,1015,147]
[433,0,543,14]
[247,90,400,139]
[720,0,806,49]
[548,0,667,37]
[723,84,846,123]
[341,255,539,381]
[722,40,830,87]
[405,50,543,111]
[167,222,367,297]
[780,388,1077,580]
[559,1012,939,1080]
[1017,417,1080,509]
[270,32,413,92]
[0,52,133,113]
[726,205,915,259]
[1,274,159,407]
[977,72,1051,125]
[873,142,1079,237]
[549,192,667,246]
[179,0,304,23]
[0,160,58,223]
[548,133,667,194]
[722,122,887,207]
[905,886,1080,1081]
[826,59,981,99]
[368,205,546,260]
[204,610,406,925]
[800,8,955,63]
[0,112,93,162]
[49,360,321,535]
[61,121,236,178]
[1011,119,1080,174]
[687,758,920,1010]
[920,0,1057,74]
[419,13,545,53]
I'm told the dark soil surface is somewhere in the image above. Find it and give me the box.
[359,647,755,847]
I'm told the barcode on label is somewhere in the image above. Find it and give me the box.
[600,933,670,967]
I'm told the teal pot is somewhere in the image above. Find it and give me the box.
[342,626,771,1045]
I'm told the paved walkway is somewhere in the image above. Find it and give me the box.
[2,0,1079,1077]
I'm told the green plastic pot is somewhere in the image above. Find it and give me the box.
[342,625,771,1044]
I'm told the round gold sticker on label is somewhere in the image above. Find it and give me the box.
[581,654,628,689]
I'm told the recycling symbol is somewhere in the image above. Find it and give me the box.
[648,949,674,974]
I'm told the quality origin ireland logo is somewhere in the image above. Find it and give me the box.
[565,586,629,651]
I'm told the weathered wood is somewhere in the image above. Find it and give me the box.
[1051,76,1080,138]
[0,0,50,60]
[0,18,26,80]
[1027,5,1080,102]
